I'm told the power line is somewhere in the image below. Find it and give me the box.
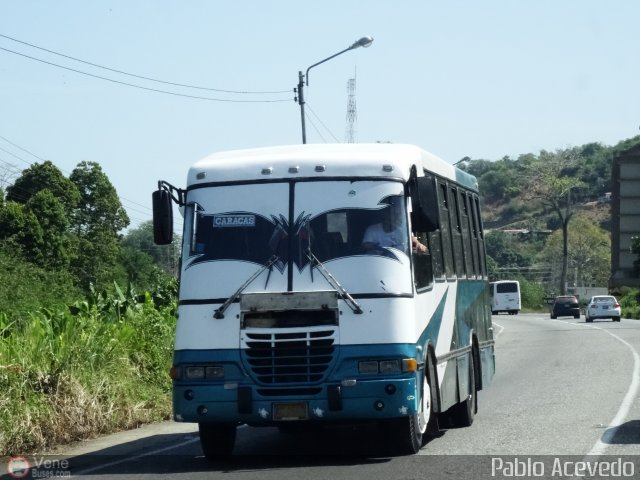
[304,113,328,143]
[0,134,155,221]
[0,134,46,162]
[0,46,291,103]
[306,103,340,142]
[0,145,36,167]
[0,32,290,95]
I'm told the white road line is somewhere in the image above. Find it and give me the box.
[73,436,200,475]
[557,320,640,457]
[492,321,505,339]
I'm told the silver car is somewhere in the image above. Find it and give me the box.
[585,295,621,323]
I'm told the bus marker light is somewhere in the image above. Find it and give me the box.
[341,379,357,387]
[374,400,385,411]
[402,358,418,372]
[184,389,194,400]
[385,384,396,395]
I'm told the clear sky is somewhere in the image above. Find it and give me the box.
[1,1,638,229]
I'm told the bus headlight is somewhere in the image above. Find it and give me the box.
[205,366,225,378]
[184,365,225,379]
[185,366,205,379]
[358,361,379,374]
[358,359,416,374]
[379,360,402,373]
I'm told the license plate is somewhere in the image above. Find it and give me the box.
[273,402,308,421]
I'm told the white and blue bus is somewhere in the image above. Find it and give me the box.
[153,144,495,458]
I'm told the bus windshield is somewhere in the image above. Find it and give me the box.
[186,182,410,271]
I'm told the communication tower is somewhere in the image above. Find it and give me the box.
[345,76,357,143]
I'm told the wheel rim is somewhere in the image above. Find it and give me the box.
[417,375,430,434]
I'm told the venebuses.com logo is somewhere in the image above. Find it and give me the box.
[5,455,71,478]
[6,456,30,479]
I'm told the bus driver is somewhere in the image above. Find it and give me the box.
[362,197,428,254]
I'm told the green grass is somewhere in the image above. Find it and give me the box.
[0,293,175,454]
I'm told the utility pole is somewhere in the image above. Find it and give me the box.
[295,36,373,144]
[295,71,307,144]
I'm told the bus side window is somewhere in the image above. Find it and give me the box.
[473,195,487,277]
[413,231,434,290]
[438,182,455,279]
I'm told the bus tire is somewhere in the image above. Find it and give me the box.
[386,366,439,454]
[385,414,422,455]
[198,423,237,460]
[447,352,476,427]
[422,358,440,439]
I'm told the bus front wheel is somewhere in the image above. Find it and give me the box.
[198,423,237,460]
[385,370,437,455]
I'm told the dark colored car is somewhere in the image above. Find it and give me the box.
[550,295,580,319]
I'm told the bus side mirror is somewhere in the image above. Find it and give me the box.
[152,189,173,245]
[411,175,440,232]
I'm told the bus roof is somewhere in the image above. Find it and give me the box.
[187,143,478,190]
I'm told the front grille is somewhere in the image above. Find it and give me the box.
[242,329,336,385]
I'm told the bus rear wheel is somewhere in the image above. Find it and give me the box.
[447,353,477,427]
[198,423,237,461]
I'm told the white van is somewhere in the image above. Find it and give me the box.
[490,280,521,315]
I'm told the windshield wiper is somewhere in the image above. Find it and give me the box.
[306,248,363,314]
[213,255,280,319]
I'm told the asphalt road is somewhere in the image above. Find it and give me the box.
[6,313,639,479]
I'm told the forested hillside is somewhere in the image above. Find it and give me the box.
[459,135,640,304]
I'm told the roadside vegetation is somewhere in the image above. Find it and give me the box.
[0,160,180,454]
[0,274,176,454]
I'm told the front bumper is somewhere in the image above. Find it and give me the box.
[173,377,418,425]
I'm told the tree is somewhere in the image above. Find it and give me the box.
[70,161,129,235]
[472,157,523,204]
[539,216,610,287]
[0,201,44,263]
[632,236,640,276]
[122,221,179,275]
[485,230,532,273]
[25,190,72,269]
[5,160,79,215]
[69,161,130,290]
[523,149,585,294]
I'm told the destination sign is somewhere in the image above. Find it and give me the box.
[212,214,256,228]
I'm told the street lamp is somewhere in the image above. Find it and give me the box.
[295,36,373,144]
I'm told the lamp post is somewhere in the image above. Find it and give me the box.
[295,36,373,144]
